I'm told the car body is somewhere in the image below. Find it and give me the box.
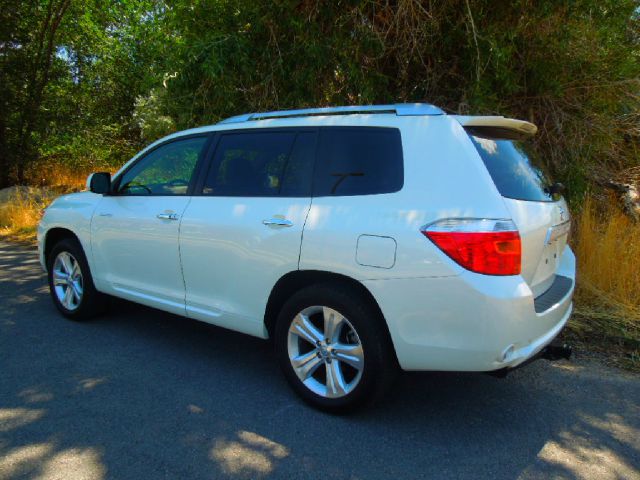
[38,103,575,411]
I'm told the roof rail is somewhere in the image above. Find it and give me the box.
[218,103,444,124]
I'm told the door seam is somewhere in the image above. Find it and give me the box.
[177,196,194,316]
[298,197,314,269]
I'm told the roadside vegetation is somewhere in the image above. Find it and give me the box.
[570,196,640,368]
[1,1,638,368]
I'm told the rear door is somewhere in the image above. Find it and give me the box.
[179,129,316,337]
[465,129,570,297]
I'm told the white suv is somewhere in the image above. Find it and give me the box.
[38,104,575,411]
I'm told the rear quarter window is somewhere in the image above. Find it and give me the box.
[314,127,404,196]
[469,134,552,202]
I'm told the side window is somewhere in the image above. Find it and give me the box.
[315,127,404,196]
[202,131,316,197]
[117,136,207,196]
[281,132,317,196]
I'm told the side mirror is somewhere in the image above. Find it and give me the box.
[88,172,111,194]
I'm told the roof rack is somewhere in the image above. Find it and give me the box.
[218,103,444,124]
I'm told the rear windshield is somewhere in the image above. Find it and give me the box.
[468,134,552,202]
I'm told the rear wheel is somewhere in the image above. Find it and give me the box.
[47,238,106,320]
[275,283,397,412]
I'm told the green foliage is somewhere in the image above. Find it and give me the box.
[0,0,169,185]
[133,89,177,143]
[0,0,638,193]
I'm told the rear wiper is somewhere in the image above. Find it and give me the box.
[330,172,364,194]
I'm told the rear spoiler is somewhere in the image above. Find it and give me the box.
[454,116,538,140]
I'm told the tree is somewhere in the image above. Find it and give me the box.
[0,0,167,187]
[161,0,639,199]
[0,0,71,184]
[0,0,638,197]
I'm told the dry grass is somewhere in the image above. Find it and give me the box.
[569,196,640,368]
[0,188,54,242]
[24,162,91,189]
[0,164,101,242]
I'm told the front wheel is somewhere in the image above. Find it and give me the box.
[275,284,397,412]
[47,238,106,320]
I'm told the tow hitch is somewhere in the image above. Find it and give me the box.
[489,342,573,378]
[540,343,573,361]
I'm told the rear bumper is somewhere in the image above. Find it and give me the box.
[498,300,571,368]
[364,245,576,372]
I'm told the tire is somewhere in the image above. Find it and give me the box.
[275,283,397,413]
[47,237,106,320]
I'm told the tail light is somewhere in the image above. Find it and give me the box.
[421,219,521,276]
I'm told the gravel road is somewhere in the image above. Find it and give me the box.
[1,240,638,480]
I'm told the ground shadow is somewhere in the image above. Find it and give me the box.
[1,241,639,479]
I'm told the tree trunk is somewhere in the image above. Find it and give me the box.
[14,0,71,184]
[0,112,10,188]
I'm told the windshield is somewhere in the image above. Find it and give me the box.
[469,134,553,202]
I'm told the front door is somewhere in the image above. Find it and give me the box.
[91,135,209,315]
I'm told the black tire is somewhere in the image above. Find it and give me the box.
[47,237,106,320]
[275,282,397,413]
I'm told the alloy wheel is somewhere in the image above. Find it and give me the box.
[52,251,84,311]
[287,306,364,398]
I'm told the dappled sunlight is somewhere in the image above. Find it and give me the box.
[35,447,106,480]
[0,244,48,295]
[580,412,640,454]
[533,434,637,480]
[76,377,107,392]
[515,406,640,479]
[210,430,290,477]
[1,240,638,479]
[0,408,46,432]
[548,361,585,373]
[187,404,204,414]
[0,442,53,478]
[18,387,54,404]
[15,293,39,304]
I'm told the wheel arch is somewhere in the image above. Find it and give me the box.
[264,270,398,361]
[43,227,82,267]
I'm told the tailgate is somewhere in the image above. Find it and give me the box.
[459,116,570,297]
[502,198,570,296]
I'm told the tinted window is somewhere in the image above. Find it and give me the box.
[117,136,207,195]
[281,132,317,196]
[469,134,552,202]
[315,128,403,196]
[203,131,316,197]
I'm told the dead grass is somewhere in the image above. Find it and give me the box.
[0,164,103,242]
[0,188,56,242]
[569,196,640,370]
[24,162,90,190]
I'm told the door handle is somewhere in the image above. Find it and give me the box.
[262,218,293,227]
[157,213,179,221]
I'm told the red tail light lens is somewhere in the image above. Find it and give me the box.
[421,219,521,276]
